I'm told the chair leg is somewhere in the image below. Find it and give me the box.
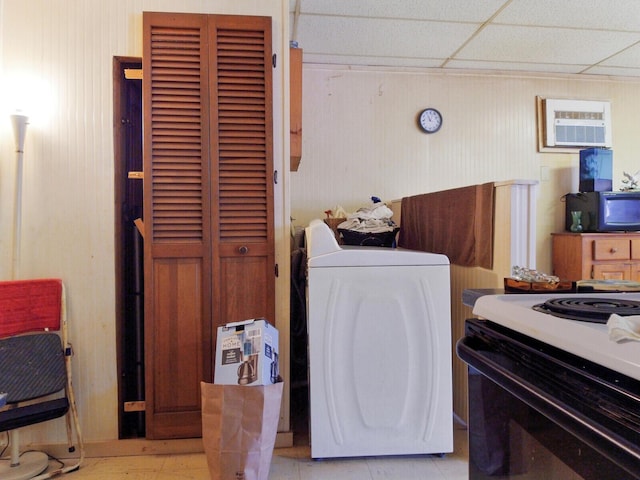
[65,356,84,460]
[64,412,73,452]
[31,393,85,479]
[29,410,84,480]
[32,407,85,479]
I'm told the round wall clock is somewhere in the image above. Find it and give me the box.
[418,108,443,133]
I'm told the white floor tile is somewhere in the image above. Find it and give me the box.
[297,458,375,480]
[367,456,447,480]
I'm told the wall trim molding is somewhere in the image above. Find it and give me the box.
[30,431,293,459]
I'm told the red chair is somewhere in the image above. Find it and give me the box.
[0,279,83,479]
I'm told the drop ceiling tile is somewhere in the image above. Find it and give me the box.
[456,24,640,65]
[295,15,477,59]
[293,0,508,22]
[495,0,640,30]
[600,42,640,67]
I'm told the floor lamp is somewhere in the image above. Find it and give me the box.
[10,113,27,280]
[0,113,49,480]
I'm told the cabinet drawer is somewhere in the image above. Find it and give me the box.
[592,263,631,281]
[593,238,630,260]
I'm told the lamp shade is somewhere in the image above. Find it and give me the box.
[10,114,28,152]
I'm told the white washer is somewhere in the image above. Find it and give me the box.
[305,219,453,458]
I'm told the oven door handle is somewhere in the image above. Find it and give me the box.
[456,336,640,475]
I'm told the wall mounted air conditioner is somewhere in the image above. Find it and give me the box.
[542,98,612,148]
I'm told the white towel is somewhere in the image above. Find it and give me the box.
[607,314,640,342]
[351,203,394,220]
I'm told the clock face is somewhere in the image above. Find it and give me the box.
[418,108,442,133]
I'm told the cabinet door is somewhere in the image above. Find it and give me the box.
[592,263,631,281]
[630,263,640,282]
[552,234,586,280]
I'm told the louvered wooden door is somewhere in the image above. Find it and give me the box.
[210,16,275,346]
[142,12,274,439]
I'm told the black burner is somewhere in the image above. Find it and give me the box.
[533,297,640,323]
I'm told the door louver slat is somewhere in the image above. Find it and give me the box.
[216,27,269,243]
[149,25,205,242]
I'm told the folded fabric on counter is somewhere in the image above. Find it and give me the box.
[398,182,494,268]
[607,314,640,342]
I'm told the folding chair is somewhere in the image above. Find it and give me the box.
[0,279,83,479]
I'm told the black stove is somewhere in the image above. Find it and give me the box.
[458,318,640,479]
[532,297,640,323]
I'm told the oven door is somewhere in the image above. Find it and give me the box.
[457,319,640,480]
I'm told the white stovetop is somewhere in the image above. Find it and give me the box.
[473,293,640,382]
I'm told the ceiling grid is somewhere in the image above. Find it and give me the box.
[289,0,640,77]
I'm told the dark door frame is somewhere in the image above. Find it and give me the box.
[113,55,144,438]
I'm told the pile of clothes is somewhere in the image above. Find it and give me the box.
[326,197,398,247]
[336,197,397,234]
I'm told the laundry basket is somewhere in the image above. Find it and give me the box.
[338,228,400,247]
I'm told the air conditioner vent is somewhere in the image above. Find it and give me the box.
[543,99,611,148]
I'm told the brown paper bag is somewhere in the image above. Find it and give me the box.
[201,381,283,480]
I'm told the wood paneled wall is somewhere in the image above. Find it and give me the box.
[0,0,289,448]
[292,65,640,277]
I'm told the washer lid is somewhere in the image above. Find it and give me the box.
[305,219,342,258]
[308,247,450,267]
[305,219,449,267]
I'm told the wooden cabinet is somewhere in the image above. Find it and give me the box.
[142,12,275,439]
[290,47,302,171]
[552,232,640,281]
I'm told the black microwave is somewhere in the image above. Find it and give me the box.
[565,191,640,232]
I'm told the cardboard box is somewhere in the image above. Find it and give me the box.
[214,318,279,386]
[579,148,612,192]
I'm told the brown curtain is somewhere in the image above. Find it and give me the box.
[398,183,494,269]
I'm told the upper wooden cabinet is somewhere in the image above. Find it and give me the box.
[290,47,302,171]
[142,11,275,440]
[552,232,640,281]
